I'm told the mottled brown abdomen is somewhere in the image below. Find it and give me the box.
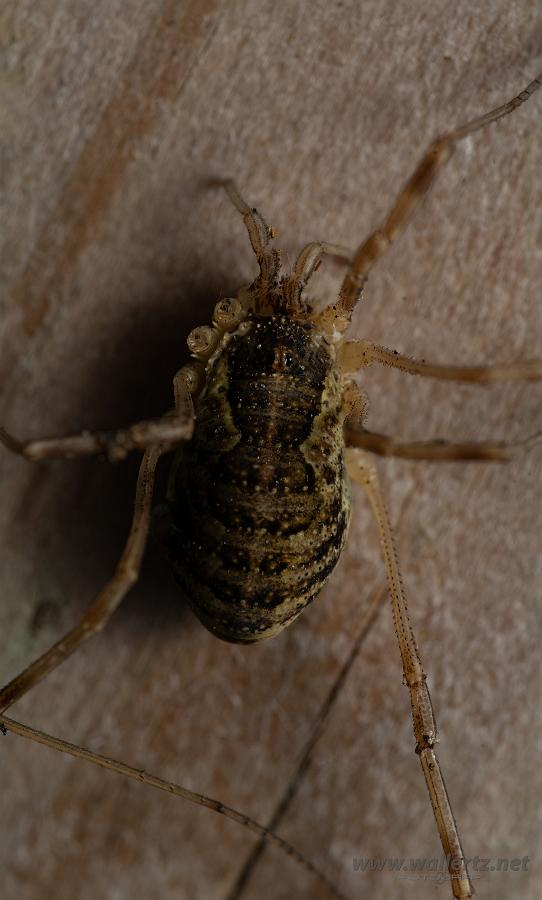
[161,315,350,642]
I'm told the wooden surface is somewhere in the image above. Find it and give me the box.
[1,3,541,899]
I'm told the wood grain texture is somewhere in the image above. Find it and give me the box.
[1,2,541,899]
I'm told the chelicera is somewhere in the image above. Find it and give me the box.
[1,72,541,900]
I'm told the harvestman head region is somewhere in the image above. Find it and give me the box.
[1,71,541,900]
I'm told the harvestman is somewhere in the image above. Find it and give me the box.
[1,72,541,900]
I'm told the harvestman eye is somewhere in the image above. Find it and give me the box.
[1,71,541,900]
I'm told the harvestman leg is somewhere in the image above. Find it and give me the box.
[345,425,542,462]
[0,719,348,900]
[0,413,192,462]
[0,362,195,462]
[338,340,542,383]
[0,370,195,711]
[345,447,474,900]
[338,342,542,460]
[0,444,167,713]
[318,72,542,331]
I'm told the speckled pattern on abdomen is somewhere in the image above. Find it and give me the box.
[164,315,351,642]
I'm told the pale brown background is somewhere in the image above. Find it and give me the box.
[1,2,541,900]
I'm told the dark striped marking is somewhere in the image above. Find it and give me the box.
[160,314,350,643]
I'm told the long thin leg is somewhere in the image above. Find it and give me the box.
[0,359,197,463]
[223,180,280,303]
[338,340,542,382]
[345,425,542,462]
[0,445,164,713]
[333,72,542,324]
[0,411,193,462]
[0,717,348,900]
[345,447,473,900]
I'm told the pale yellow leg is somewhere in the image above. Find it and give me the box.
[0,714,348,900]
[346,447,473,900]
[0,359,195,464]
[0,412,192,463]
[0,445,166,713]
[338,339,542,382]
[324,72,542,329]
[345,425,542,462]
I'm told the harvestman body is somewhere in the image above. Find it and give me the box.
[1,73,542,900]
